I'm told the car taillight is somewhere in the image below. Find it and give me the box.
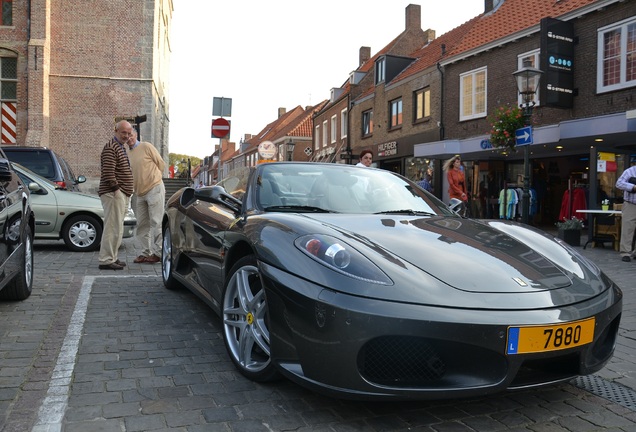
[55,181,67,189]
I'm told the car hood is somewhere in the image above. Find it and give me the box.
[302,214,598,295]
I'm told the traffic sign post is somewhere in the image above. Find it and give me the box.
[515,126,533,146]
[211,117,230,139]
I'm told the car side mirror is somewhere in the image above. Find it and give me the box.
[448,198,465,216]
[76,175,86,184]
[194,185,242,213]
[28,182,45,194]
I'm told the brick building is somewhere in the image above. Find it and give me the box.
[0,0,172,189]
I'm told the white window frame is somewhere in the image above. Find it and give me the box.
[340,108,348,138]
[330,115,337,143]
[322,120,328,147]
[597,18,636,93]
[314,125,320,150]
[375,57,386,84]
[459,67,487,121]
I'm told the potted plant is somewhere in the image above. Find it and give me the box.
[488,105,527,153]
[601,199,609,211]
[556,217,583,246]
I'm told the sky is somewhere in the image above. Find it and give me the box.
[168,1,484,159]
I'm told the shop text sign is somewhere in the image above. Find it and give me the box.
[377,141,398,157]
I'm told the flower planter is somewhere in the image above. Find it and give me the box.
[558,228,581,247]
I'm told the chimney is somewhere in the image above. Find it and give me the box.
[278,107,286,118]
[405,4,421,31]
[484,0,495,13]
[359,46,370,67]
[424,28,436,44]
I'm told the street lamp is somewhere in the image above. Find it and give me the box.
[286,139,295,161]
[512,60,543,224]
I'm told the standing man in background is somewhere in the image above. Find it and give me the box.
[98,120,134,270]
[127,129,166,264]
[616,159,636,262]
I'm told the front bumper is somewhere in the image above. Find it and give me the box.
[261,262,622,401]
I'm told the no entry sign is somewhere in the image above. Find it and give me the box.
[211,117,230,138]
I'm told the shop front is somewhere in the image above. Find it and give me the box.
[413,111,636,229]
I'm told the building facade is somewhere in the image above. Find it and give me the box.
[0,0,172,188]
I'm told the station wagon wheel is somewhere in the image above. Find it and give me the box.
[62,214,102,252]
[222,255,278,382]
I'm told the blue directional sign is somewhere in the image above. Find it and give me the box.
[515,126,533,146]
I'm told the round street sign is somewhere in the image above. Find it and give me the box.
[211,117,230,138]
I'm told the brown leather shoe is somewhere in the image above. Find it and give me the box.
[133,255,148,263]
[98,262,124,270]
[144,254,160,264]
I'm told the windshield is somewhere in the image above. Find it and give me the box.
[11,162,58,188]
[255,163,454,215]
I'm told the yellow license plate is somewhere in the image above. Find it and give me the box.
[506,318,595,355]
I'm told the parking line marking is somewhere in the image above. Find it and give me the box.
[32,275,157,432]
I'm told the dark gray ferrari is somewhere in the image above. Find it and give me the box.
[161,162,622,400]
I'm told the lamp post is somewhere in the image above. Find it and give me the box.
[512,60,543,225]
[286,139,295,161]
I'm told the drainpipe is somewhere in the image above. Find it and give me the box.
[436,61,445,141]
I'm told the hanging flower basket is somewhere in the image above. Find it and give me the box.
[488,105,527,152]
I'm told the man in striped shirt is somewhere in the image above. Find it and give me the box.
[97,120,134,270]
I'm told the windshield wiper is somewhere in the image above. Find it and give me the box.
[374,209,436,216]
[264,205,333,213]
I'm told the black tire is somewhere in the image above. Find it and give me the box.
[222,255,278,382]
[162,224,181,290]
[1,224,34,301]
[62,214,102,252]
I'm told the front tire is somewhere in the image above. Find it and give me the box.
[222,255,278,382]
[162,224,181,290]
[62,214,102,252]
[1,224,34,301]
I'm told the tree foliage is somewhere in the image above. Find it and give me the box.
[168,153,202,171]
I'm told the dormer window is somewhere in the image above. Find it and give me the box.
[375,57,386,84]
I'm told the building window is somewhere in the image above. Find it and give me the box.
[314,125,320,150]
[1,0,12,26]
[322,120,328,147]
[0,56,17,100]
[362,110,373,136]
[330,115,337,143]
[414,88,430,121]
[0,56,17,144]
[340,108,348,138]
[598,19,636,92]
[375,57,385,84]
[460,67,487,120]
[517,50,541,106]
[389,98,403,128]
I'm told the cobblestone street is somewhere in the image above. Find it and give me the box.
[1,234,636,431]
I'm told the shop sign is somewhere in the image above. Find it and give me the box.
[377,141,397,157]
[541,18,575,108]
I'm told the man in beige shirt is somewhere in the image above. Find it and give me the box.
[127,130,166,263]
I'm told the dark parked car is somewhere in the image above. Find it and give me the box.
[0,149,35,301]
[1,145,85,191]
[161,162,622,401]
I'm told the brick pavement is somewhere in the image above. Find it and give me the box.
[0,233,635,431]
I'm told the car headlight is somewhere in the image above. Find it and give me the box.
[295,234,392,285]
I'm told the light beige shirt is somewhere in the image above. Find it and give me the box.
[127,141,165,196]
